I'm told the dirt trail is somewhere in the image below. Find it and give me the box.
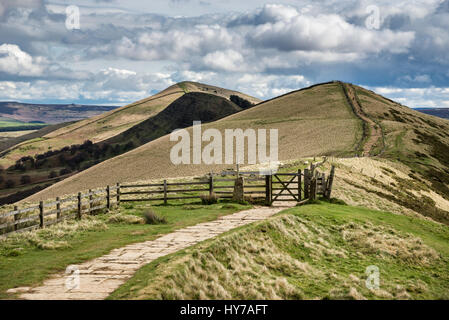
[8,204,294,300]
[343,83,382,156]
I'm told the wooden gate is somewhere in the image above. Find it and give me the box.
[268,170,302,203]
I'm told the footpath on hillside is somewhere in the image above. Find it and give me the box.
[343,83,383,156]
[8,204,294,300]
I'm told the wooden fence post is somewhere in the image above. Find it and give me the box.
[39,201,44,228]
[209,175,214,196]
[56,197,61,221]
[304,168,310,199]
[106,185,111,209]
[310,178,317,201]
[325,165,336,199]
[13,205,18,231]
[89,189,93,215]
[116,183,121,205]
[297,169,302,201]
[323,173,328,194]
[163,179,167,205]
[77,192,82,219]
[265,174,272,206]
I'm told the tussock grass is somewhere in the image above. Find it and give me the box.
[143,209,167,225]
[200,193,218,205]
[107,212,145,225]
[1,217,107,253]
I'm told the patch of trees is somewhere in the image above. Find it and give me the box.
[230,95,253,109]
[5,179,15,188]
[0,184,51,205]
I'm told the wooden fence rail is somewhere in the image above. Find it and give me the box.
[0,160,335,237]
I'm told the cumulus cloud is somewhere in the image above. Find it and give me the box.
[0,44,46,76]
[203,50,244,71]
[247,11,414,55]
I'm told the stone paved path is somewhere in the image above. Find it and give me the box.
[8,204,292,300]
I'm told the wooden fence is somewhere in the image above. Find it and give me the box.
[0,161,335,237]
[0,186,119,237]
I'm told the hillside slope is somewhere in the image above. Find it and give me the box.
[27,81,362,200]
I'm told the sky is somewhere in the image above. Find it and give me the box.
[0,0,448,108]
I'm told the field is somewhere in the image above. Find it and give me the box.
[0,118,46,132]
[110,201,449,300]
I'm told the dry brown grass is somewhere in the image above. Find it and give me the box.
[325,157,449,220]
[340,222,439,265]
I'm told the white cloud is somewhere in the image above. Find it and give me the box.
[0,44,46,76]
[203,50,244,71]
[368,86,449,108]
[248,11,414,55]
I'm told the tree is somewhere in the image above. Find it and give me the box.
[60,168,72,176]
[5,179,15,188]
[230,95,253,109]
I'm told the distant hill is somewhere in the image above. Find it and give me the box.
[0,102,119,124]
[414,108,449,119]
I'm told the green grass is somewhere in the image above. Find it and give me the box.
[109,201,449,300]
[0,200,251,299]
[0,118,47,132]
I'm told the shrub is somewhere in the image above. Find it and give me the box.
[143,209,167,225]
[49,171,58,178]
[200,192,218,205]
[20,175,31,185]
